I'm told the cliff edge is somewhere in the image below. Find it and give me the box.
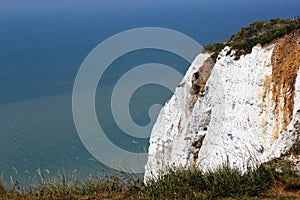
[145,20,300,181]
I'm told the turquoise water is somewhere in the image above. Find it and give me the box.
[0,1,299,181]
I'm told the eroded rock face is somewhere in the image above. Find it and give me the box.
[144,33,300,181]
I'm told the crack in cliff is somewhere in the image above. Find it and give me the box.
[191,135,206,163]
[262,30,300,144]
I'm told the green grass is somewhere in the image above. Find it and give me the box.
[0,170,125,200]
[137,163,275,199]
[0,157,299,199]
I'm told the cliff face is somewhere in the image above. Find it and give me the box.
[144,32,300,181]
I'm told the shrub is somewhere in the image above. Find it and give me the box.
[204,18,300,61]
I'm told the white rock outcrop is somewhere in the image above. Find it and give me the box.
[144,35,300,181]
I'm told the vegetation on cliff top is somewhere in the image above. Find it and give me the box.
[204,18,300,61]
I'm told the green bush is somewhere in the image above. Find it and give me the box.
[204,42,226,53]
[204,18,300,61]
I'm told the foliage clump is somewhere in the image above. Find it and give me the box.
[204,18,300,61]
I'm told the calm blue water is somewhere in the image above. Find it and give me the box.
[0,1,299,182]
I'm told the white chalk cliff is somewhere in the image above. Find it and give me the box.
[144,32,300,181]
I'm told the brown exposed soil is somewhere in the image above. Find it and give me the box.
[189,57,215,110]
[263,30,300,143]
[191,58,215,96]
[265,180,300,200]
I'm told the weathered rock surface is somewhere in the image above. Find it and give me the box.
[144,32,300,181]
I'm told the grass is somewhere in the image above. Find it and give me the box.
[0,170,126,200]
[0,157,299,200]
[137,160,296,200]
